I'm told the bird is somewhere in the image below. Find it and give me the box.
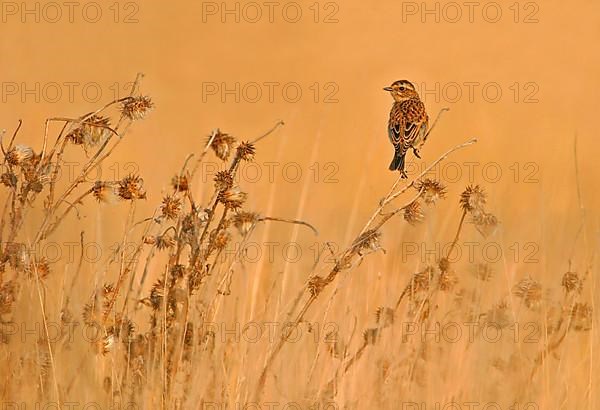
[384,80,429,178]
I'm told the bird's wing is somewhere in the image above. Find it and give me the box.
[388,103,404,149]
[389,99,427,154]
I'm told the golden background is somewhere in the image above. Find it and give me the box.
[1,0,599,408]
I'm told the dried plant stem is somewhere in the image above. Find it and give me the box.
[102,201,136,324]
[42,188,94,239]
[253,137,477,400]
[30,260,61,406]
[32,75,144,247]
[195,121,285,264]
[259,216,318,236]
[360,137,477,237]
[423,107,449,141]
[251,120,284,144]
[0,119,22,159]
[447,209,468,258]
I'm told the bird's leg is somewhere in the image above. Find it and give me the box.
[412,147,421,159]
[400,169,408,179]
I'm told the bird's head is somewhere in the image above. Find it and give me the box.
[384,80,419,101]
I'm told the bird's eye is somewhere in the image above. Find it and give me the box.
[400,87,405,91]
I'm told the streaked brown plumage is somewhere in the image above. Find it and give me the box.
[384,80,429,177]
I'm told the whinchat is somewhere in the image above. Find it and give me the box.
[384,80,429,178]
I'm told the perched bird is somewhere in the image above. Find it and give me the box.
[384,80,429,177]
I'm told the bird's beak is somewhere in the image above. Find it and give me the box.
[383,87,393,91]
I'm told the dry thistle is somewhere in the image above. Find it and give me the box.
[308,275,330,298]
[66,115,111,147]
[403,201,424,225]
[0,281,18,315]
[5,145,34,166]
[82,301,101,327]
[561,271,583,294]
[438,270,458,292]
[210,230,231,250]
[375,307,395,328]
[472,263,494,281]
[460,185,487,214]
[208,129,236,161]
[483,300,513,329]
[170,264,186,285]
[171,174,189,192]
[4,242,27,270]
[569,303,592,331]
[218,186,247,210]
[237,141,256,162]
[120,96,153,120]
[0,172,17,188]
[406,266,434,296]
[414,178,447,205]
[26,257,51,280]
[363,328,380,345]
[95,333,115,355]
[351,229,383,256]
[512,277,543,309]
[155,234,176,250]
[232,211,260,235]
[147,279,165,310]
[118,174,147,200]
[92,181,118,203]
[161,195,182,220]
[214,170,234,191]
[438,257,451,273]
[472,211,499,238]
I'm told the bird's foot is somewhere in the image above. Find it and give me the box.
[400,170,408,179]
[413,148,421,159]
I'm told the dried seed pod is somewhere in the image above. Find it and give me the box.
[351,229,382,255]
[66,115,111,148]
[92,181,119,203]
[569,303,592,331]
[0,172,17,188]
[414,178,447,205]
[218,186,247,209]
[375,307,395,328]
[171,174,189,192]
[214,170,234,191]
[208,129,236,161]
[404,201,424,225]
[363,328,379,345]
[561,271,583,294]
[232,211,260,235]
[472,212,499,238]
[161,195,182,220]
[6,145,34,166]
[237,141,256,161]
[118,174,146,200]
[121,96,153,120]
[512,277,543,309]
[460,185,487,214]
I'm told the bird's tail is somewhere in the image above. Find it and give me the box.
[389,151,406,174]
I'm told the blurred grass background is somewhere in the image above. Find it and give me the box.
[0,0,598,408]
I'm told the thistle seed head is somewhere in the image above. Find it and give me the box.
[6,145,34,166]
[404,201,424,225]
[161,195,182,220]
[232,211,260,235]
[218,186,247,209]
[208,129,236,161]
[415,178,447,205]
[121,96,153,120]
[460,185,487,214]
[118,174,146,200]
